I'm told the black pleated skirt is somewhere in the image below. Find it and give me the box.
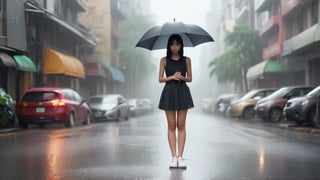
[158,81,194,110]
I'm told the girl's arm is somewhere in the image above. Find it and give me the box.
[159,57,179,83]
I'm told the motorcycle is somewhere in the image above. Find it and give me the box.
[0,94,15,128]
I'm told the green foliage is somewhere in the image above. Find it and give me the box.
[119,14,155,96]
[225,25,263,70]
[208,49,241,84]
[208,25,263,91]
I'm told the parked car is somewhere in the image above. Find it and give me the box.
[202,98,214,113]
[87,94,130,121]
[214,93,243,115]
[127,98,143,116]
[139,98,154,114]
[227,88,276,120]
[284,86,320,126]
[17,87,91,129]
[255,86,313,122]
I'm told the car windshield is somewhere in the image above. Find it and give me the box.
[22,92,58,101]
[240,90,258,100]
[306,86,320,97]
[127,99,136,105]
[89,96,117,104]
[266,87,290,99]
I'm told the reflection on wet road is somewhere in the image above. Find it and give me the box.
[1,111,320,179]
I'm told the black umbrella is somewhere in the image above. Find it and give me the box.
[136,21,214,50]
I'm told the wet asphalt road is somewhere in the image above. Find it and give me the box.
[1,111,320,179]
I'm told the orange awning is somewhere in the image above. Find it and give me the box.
[43,48,85,78]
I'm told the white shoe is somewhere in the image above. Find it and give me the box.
[177,157,187,169]
[169,157,178,168]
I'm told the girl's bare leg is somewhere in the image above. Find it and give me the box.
[166,110,177,157]
[177,109,187,157]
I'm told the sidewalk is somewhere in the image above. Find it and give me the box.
[0,128,21,134]
[0,118,22,134]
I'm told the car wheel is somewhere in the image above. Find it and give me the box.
[115,111,120,121]
[38,124,45,128]
[309,108,319,127]
[243,107,254,120]
[307,108,316,125]
[125,111,129,121]
[19,122,28,129]
[270,108,283,122]
[65,113,75,128]
[82,113,91,125]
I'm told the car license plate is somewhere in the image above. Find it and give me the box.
[36,107,45,113]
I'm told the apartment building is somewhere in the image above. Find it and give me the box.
[216,0,237,55]
[235,0,255,28]
[282,0,320,86]
[25,0,96,99]
[0,0,37,101]
[80,0,125,96]
[246,0,288,89]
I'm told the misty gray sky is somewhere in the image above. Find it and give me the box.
[150,0,211,26]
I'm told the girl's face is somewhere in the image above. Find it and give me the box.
[170,40,182,54]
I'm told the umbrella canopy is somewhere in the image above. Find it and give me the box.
[136,21,214,50]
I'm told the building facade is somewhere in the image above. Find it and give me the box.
[0,0,37,101]
[282,0,320,86]
[25,0,96,99]
[247,0,288,89]
[80,0,125,97]
[248,0,320,88]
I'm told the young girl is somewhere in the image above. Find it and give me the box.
[158,34,194,169]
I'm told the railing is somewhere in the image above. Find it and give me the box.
[263,41,283,60]
[281,0,301,16]
[259,15,280,35]
[255,0,268,12]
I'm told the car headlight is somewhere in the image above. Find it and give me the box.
[301,100,309,106]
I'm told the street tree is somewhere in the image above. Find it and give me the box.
[120,15,155,97]
[209,25,263,92]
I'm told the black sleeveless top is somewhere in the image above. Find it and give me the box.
[158,56,194,110]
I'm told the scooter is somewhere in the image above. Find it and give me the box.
[0,94,15,128]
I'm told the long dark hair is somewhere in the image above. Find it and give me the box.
[166,34,184,58]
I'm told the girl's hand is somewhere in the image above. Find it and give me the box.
[171,72,186,81]
[171,72,182,81]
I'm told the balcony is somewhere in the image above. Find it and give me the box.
[259,15,280,35]
[237,4,250,26]
[263,41,283,60]
[255,0,270,12]
[281,0,301,16]
[77,0,86,11]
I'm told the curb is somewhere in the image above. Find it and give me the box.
[0,128,22,134]
[278,123,320,134]
[311,129,320,134]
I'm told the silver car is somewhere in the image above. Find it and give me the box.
[88,94,130,121]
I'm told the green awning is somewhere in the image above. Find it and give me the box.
[247,60,286,80]
[13,55,37,72]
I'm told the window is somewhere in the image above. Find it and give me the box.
[22,92,59,101]
[311,0,319,25]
